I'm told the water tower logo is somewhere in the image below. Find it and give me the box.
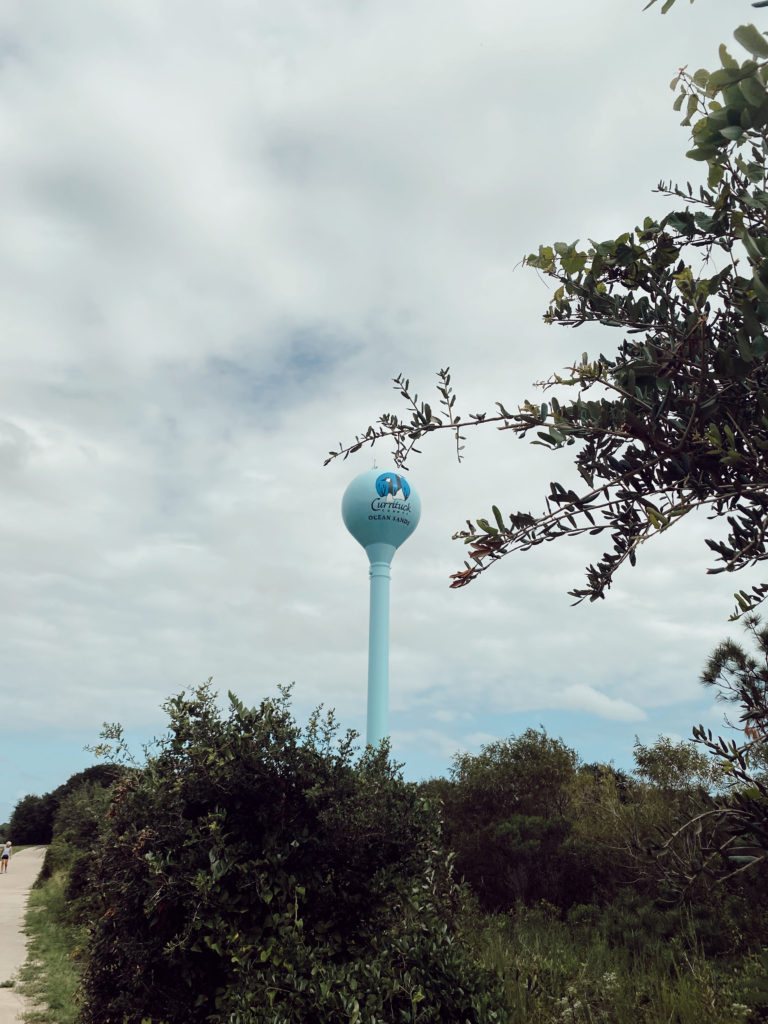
[375,472,411,500]
[371,471,412,522]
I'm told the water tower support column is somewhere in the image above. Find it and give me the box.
[367,559,391,747]
[341,468,421,750]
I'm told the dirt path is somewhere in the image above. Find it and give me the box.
[0,847,47,1024]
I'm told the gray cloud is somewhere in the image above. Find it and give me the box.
[0,0,751,820]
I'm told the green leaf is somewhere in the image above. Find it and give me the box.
[647,508,668,530]
[719,44,738,70]
[476,518,497,535]
[719,125,745,141]
[681,93,700,125]
[738,75,767,107]
[753,270,768,302]
[740,301,765,341]
[644,0,679,11]
[707,162,725,188]
[734,23,768,60]
[686,145,721,162]
[561,254,588,274]
[738,331,755,363]
[708,62,759,93]
[705,107,730,130]
[742,232,763,261]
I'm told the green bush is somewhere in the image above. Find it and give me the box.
[75,685,509,1024]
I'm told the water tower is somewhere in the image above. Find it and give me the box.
[342,468,421,747]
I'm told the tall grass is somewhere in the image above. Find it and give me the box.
[463,902,766,1024]
[17,871,83,1024]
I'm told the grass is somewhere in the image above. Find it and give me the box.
[463,903,768,1024]
[17,871,84,1024]
[14,861,768,1024]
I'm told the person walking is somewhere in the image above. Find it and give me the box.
[0,841,11,872]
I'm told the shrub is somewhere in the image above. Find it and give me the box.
[75,685,509,1024]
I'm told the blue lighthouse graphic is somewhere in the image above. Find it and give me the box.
[375,472,411,500]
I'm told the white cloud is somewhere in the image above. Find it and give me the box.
[558,685,646,723]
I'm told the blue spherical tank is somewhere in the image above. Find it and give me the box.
[342,468,421,564]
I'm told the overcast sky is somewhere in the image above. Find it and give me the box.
[0,0,760,824]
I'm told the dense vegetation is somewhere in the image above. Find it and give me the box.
[32,686,507,1024]
[13,618,768,1023]
[9,764,118,846]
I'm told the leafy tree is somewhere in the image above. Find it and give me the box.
[685,616,768,871]
[614,737,725,889]
[8,764,119,847]
[626,618,768,911]
[76,684,508,1024]
[40,781,115,906]
[702,612,768,748]
[10,792,58,845]
[451,728,578,822]
[326,15,768,619]
[437,730,613,910]
[633,735,724,793]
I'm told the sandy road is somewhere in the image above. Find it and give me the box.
[0,847,47,1024]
